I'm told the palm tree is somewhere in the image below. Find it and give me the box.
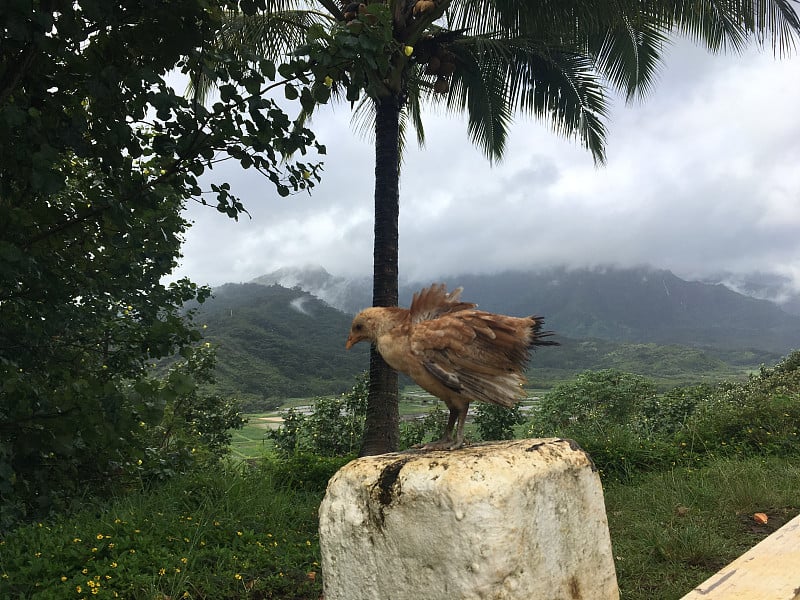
[199,0,800,456]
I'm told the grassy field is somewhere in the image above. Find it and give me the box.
[232,386,544,460]
[2,454,797,599]
[229,419,276,460]
[604,457,800,599]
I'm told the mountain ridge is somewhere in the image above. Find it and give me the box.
[192,278,790,405]
[250,264,800,354]
[191,273,798,405]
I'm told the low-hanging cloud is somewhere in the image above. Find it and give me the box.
[172,41,800,293]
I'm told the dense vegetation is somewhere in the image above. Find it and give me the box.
[0,0,321,528]
[528,353,800,479]
[2,352,798,599]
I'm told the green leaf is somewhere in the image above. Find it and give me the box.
[300,87,316,114]
[312,84,331,104]
[284,84,299,100]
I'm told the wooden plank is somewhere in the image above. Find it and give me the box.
[681,513,800,599]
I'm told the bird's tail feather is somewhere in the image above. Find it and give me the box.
[529,316,559,347]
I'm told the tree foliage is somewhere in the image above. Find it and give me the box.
[204,0,800,455]
[0,0,322,526]
[133,344,247,483]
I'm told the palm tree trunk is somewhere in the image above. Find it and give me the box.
[359,93,401,456]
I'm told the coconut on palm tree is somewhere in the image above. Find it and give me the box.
[196,0,800,455]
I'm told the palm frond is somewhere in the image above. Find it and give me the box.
[418,33,609,163]
[221,9,329,63]
[445,0,587,38]
[351,96,376,145]
[402,77,428,152]
[194,0,799,163]
[438,40,513,162]
[523,49,609,164]
[189,7,334,102]
[646,0,800,56]
[591,16,668,101]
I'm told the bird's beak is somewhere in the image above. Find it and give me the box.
[345,335,356,350]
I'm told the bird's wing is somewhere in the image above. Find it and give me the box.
[409,284,477,324]
[410,312,531,407]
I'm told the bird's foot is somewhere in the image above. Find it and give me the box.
[416,438,467,451]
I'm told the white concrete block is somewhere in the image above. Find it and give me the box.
[319,438,619,600]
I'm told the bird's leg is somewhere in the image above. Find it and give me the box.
[418,406,458,450]
[421,405,470,451]
[450,403,470,450]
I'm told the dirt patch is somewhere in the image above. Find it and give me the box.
[249,416,284,430]
[737,508,797,537]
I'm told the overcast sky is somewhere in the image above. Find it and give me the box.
[171,38,800,292]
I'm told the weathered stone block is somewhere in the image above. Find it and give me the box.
[319,438,619,600]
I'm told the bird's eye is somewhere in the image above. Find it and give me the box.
[354,323,363,331]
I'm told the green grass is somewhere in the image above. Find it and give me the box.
[0,456,348,600]
[228,419,275,460]
[2,455,797,600]
[605,456,800,600]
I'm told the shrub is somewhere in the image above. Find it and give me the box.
[682,352,800,458]
[269,373,367,457]
[398,403,448,449]
[526,353,800,480]
[637,384,715,435]
[258,454,351,493]
[473,403,526,442]
[0,344,245,530]
[531,369,657,434]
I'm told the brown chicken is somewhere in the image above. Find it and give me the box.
[345,284,557,450]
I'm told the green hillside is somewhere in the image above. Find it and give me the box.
[257,266,800,354]
[529,337,779,389]
[192,282,782,405]
[194,283,369,409]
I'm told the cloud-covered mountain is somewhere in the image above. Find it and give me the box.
[699,271,800,317]
[252,265,371,314]
[251,265,800,354]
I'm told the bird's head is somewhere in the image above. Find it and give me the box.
[345,307,401,349]
[345,308,379,349]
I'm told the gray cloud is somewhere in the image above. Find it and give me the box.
[172,41,800,292]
